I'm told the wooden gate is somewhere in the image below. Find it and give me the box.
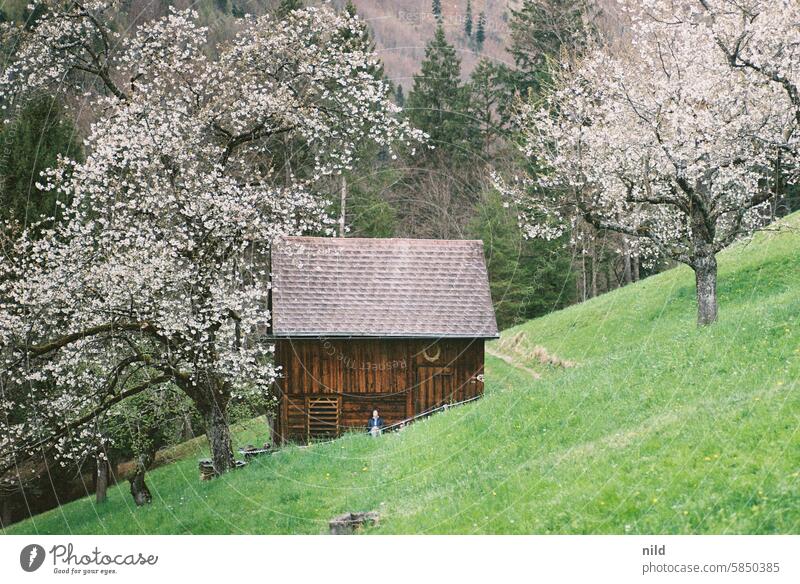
[414,366,454,415]
[306,396,340,440]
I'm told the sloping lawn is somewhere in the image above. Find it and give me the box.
[5,215,799,534]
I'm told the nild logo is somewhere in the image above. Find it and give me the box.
[20,544,46,572]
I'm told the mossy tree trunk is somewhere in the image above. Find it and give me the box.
[129,451,155,506]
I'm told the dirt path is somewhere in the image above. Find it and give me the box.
[485,347,542,380]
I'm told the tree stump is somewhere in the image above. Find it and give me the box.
[199,459,216,481]
[328,511,379,535]
[199,458,246,480]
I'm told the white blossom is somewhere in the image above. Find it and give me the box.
[0,2,423,472]
[508,0,797,324]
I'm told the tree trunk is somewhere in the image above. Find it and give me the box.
[203,404,234,475]
[129,452,154,506]
[693,254,718,326]
[579,254,587,302]
[265,414,276,447]
[623,239,633,285]
[0,497,12,528]
[96,456,108,504]
[339,174,347,237]
[181,375,235,476]
[181,411,194,441]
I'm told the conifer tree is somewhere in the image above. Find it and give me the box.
[476,12,486,50]
[342,0,383,79]
[406,25,478,161]
[432,0,442,20]
[508,0,592,92]
[277,0,303,18]
[468,59,504,153]
[469,190,575,329]
[465,0,473,38]
[0,95,82,235]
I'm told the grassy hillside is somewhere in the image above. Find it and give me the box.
[5,215,800,535]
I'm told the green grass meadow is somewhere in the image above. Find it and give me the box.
[5,215,800,534]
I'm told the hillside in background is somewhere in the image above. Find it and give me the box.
[2,0,629,90]
[0,0,516,88]
[6,213,799,535]
[341,0,628,87]
[335,0,518,86]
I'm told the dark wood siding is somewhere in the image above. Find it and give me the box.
[274,338,484,443]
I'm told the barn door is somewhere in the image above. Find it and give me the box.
[414,366,454,416]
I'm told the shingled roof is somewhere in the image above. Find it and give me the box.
[270,237,499,338]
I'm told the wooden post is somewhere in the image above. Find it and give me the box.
[266,413,277,447]
[623,238,633,285]
[580,253,587,302]
[96,456,108,504]
[339,174,347,237]
[590,237,598,299]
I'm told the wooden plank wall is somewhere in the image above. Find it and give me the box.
[275,338,485,443]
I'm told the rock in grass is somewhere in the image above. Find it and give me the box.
[328,511,379,535]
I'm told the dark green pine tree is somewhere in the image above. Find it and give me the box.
[468,58,517,141]
[0,95,82,235]
[468,59,502,153]
[475,12,486,50]
[340,1,384,82]
[508,0,592,93]
[432,0,442,20]
[406,25,479,162]
[465,0,473,38]
[469,190,575,329]
[276,0,303,18]
[22,2,47,29]
[394,84,405,107]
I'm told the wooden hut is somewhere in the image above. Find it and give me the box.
[270,237,499,443]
